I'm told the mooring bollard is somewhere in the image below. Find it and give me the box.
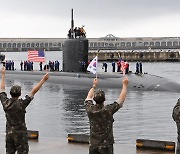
[136,139,175,151]
[67,134,89,144]
[27,130,39,140]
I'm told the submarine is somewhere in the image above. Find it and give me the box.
[4,70,180,92]
[2,9,180,93]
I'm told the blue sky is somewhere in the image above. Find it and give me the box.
[0,0,180,38]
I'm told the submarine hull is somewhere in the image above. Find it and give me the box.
[4,71,180,92]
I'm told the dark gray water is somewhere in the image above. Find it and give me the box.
[0,51,180,146]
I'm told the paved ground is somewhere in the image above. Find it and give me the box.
[0,135,175,154]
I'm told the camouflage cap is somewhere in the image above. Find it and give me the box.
[10,85,21,96]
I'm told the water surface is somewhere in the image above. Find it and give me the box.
[0,51,179,146]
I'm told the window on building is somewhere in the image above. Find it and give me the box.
[3,43,7,48]
[132,42,136,47]
[126,42,131,47]
[0,43,2,48]
[90,43,93,47]
[17,43,21,48]
[167,41,172,46]
[161,42,166,46]
[40,43,44,47]
[144,42,149,46]
[101,42,104,47]
[150,42,154,46]
[49,43,52,47]
[45,43,48,47]
[22,43,26,48]
[109,43,114,47]
[94,42,97,47]
[12,43,16,48]
[58,43,61,47]
[31,43,35,48]
[115,43,119,47]
[36,43,39,47]
[137,42,143,46]
[121,42,125,46]
[27,43,30,48]
[8,43,11,48]
[173,41,178,46]
[155,42,160,46]
[98,42,101,47]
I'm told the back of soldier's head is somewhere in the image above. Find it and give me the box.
[93,89,105,104]
[10,85,21,97]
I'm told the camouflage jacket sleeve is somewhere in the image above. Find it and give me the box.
[0,92,9,108]
[22,95,34,109]
[84,99,94,113]
[106,100,122,115]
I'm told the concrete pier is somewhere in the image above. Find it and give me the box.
[0,134,175,154]
[88,51,180,61]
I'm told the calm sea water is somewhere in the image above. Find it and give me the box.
[0,51,180,146]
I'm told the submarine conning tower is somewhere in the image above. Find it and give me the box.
[63,9,89,72]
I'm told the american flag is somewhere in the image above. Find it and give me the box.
[28,50,45,62]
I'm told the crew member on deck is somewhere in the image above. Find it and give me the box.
[102,62,108,72]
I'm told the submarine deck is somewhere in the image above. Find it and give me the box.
[4,70,180,92]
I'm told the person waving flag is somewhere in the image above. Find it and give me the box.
[87,56,98,74]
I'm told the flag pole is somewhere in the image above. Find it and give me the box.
[44,49,47,72]
[96,50,100,79]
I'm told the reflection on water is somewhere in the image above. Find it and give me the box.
[62,87,89,134]
[0,62,180,147]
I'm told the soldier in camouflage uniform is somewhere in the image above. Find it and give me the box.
[0,66,49,154]
[172,98,180,154]
[85,77,128,154]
